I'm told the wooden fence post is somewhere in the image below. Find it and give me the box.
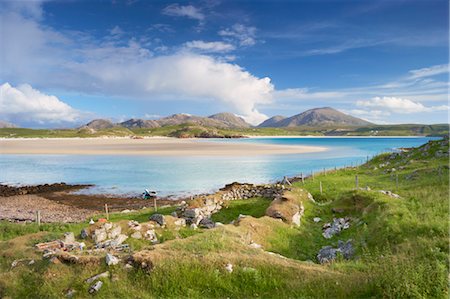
[355,175,359,189]
[154,197,158,212]
[301,172,304,184]
[319,181,323,194]
[36,210,41,226]
[105,204,109,220]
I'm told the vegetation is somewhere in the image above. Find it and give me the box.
[0,138,448,298]
[0,123,448,138]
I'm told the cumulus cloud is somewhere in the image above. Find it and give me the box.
[162,3,204,21]
[356,96,449,114]
[219,24,257,46]
[183,40,235,53]
[0,83,83,125]
[0,8,273,125]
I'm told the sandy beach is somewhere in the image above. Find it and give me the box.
[0,137,326,156]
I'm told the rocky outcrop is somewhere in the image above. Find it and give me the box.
[0,183,90,197]
[317,240,354,264]
[322,217,350,239]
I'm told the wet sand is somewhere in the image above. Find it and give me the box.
[0,137,326,156]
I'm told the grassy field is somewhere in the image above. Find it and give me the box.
[0,123,448,138]
[0,138,448,298]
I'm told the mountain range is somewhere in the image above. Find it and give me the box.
[80,107,372,131]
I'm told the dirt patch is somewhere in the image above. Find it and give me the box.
[0,195,94,223]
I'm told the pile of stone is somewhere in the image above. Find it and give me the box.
[128,219,158,243]
[179,197,223,226]
[35,232,86,259]
[317,239,354,264]
[219,182,285,201]
[322,217,350,239]
[90,222,129,250]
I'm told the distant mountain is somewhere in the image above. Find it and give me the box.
[120,118,160,129]
[156,113,251,128]
[0,121,17,128]
[208,112,251,128]
[260,107,372,127]
[81,119,115,130]
[258,115,286,128]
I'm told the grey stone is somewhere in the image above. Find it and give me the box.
[105,253,119,266]
[89,281,103,294]
[80,228,88,239]
[322,218,350,239]
[149,214,165,226]
[93,228,107,244]
[199,218,215,229]
[317,240,354,264]
[313,217,321,223]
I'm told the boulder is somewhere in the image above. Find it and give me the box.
[149,214,165,226]
[105,253,119,266]
[93,228,107,244]
[199,218,215,229]
[144,230,158,243]
[63,232,75,243]
[317,240,354,264]
[80,228,88,239]
[108,225,121,239]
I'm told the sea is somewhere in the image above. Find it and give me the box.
[0,137,438,197]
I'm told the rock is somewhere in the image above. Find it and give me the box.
[105,253,120,266]
[322,218,350,239]
[190,223,198,230]
[93,228,107,244]
[199,218,215,229]
[313,217,321,223]
[317,240,354,264]
[80,228,88,239]
[174,218,186,227]
[379,190,401,198]
[85,271,109,284]
[114,234,128,245]
[131,231,142,239]
[28,259,35,265]
[128,220,142,231]
[171,211,178,218]
[66,288,76,298]
[149,214,165,226]
[215,222,224,227]
[249,242,262,249]
[89,281,103,294]
[89,219,95,225]
[225,263,233,273]
[104,222,113,230]
[63,232,75,243]
[108,225,122,239]
[121,209,132,213]
[292,211,301,226]
[144,230,158,243]
[184,208,201,219]
[124,263,133,270]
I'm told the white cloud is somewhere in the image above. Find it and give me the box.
[0,83,83,124]
[407,64,448,79]
[184,40,235,53]
[219,24,257,46]
[356,96,449,114]
[0,10,273,125]
[162,4,204,21]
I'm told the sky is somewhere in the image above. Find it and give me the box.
[0,0,448,127]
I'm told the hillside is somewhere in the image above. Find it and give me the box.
[119,119,160,129]
[0,138,447,297]
[0,121,17,128]
[259,107,372,127]
[208,112,251,128]
[258,115,286,128]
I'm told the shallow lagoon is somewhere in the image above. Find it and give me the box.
[0,137,437,197]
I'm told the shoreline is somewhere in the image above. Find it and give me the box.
[0,137,327,156]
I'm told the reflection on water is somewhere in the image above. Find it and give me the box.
[0,137,437,196]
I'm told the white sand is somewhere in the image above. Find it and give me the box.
[0,137,327,156]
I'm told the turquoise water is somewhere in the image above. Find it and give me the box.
[0,137,437,197]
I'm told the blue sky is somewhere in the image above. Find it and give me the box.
[0,0,448,127]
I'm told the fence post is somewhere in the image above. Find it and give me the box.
[105,204,109,220]
[154,197,158,212]
[395,174,399,191]
[36,210,41,226]
[355,175,359,189]
[301,172,304,184]
[319,181,323,194]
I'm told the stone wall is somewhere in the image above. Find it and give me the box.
[219,182,285,201]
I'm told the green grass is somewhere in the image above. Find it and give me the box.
[211,197,272,223]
